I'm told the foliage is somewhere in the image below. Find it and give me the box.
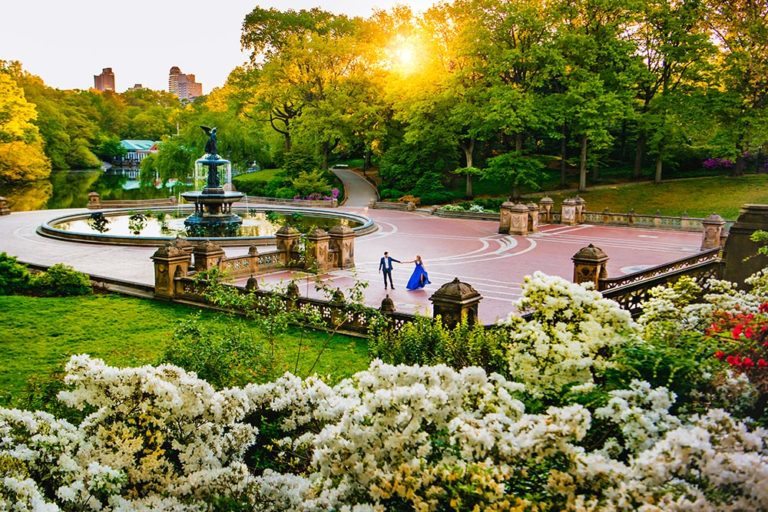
[369,316,509,376]
[290,168,331,197]
[483,151,546,198]
[31,263,92,297]
[504,271,638,399]
[0,252,31,295]
[162,314,269,389]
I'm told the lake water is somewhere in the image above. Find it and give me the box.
[0,169,195,212]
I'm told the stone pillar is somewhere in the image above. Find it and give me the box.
[498,201,516,234]
[561,198,578,226]
[572,244,609,289]
[429,278,482,328]
[701,213,726,250]
[0,197,9,216]
[173,236,195,255]
[574,196,586,223]
[87,192,100,209]
[509,203,530,235]
[329,224,355,269]
[246,245,260,275]
[539,197,554,223]
[406,201,416,212]
[275,226,301,267]
[151,244,191,299]
[527,203,540,233]
[193,240,226,272]
[723,204,768,287]
[245,275,259,291]
[306,228,331,272]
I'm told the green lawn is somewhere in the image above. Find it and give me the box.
[233,168,282,188]
[521,174,768,220]
[0,294,370,401]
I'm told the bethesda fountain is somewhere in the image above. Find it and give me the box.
[181,126,244,236]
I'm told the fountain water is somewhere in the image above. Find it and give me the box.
[180,127,245,237]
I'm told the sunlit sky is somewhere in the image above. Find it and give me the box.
[0,0,435,93]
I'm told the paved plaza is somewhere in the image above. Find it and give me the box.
[0,203,702,324]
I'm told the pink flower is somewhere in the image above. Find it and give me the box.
[743,357,754,368]
[758,359,768,368]
[714,350,726,360]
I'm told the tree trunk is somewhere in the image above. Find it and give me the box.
[462,140,475,198]
[654,154,663,184]
[363,149,371,174]
[560,127,568,187]
[515,133,523,152]
[579,135,588,192]
[591,155,599,181]
[633,135,645,180]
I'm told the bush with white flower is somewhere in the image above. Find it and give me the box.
[504,271,638,398]
[2,271,768,511]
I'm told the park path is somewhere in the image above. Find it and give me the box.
[331,167,378,207]
[0,203,703,324]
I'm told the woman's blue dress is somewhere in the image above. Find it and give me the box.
[406,262,431,290]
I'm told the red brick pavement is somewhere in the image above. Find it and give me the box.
[236,208,703,324]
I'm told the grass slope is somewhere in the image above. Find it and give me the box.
[519,174,768,220]
[0,294,369,400]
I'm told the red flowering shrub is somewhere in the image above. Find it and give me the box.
[707,303,768,392]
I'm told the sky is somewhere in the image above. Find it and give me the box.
[0,0,435,93]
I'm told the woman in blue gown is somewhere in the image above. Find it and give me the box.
[405,255,431,290]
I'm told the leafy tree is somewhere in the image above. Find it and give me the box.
[291,169,332,196]
[0,71,50,182]
[704,0,768,175]
[482,151,546,198]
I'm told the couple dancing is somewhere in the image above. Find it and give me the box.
[378,251,431,291]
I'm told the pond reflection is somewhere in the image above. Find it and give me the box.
[0,168,193,211]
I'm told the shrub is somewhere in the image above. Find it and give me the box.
[161,314,268,388]
[0,252,31,295]
[369,316,509,376]
[419,190,455,205]
[32,264,92,297]
[378,188,405,199]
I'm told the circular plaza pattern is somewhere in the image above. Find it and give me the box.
[0,170,703,324]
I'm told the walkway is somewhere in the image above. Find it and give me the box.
[0,171,703,324]
[331,167,378,207]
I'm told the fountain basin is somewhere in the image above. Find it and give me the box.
[37,205,376,247]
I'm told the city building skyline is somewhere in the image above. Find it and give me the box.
[93,67,115,92]
[1,1,434,93]
[168,66,203,101]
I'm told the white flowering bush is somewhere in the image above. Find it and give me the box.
[4,270,768,511]
[503,272,638,398]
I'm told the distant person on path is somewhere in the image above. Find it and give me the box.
[378,251,401,290]
[405,255,431,290]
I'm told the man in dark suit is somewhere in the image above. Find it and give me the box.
[378,251,401,290]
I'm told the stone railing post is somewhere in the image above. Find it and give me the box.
[723,204,768,287]
[572,244,609,289]
[561,198,578,226]
[306,228,331,272]
[275,226,301,268]
[151,243,191,299]
[379,295,396,314]
[575,196,586,223]
[498,201,515,234]
[0,197,10,216]
[87,192,101,209]
[429,278,482,328]
[509,203,530,235]
[329,224,355,269]
[193,241,225,272]
[539,197,553,223]
[527,203,540,233]
[247,245,260,275]
[701,213,726,250]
